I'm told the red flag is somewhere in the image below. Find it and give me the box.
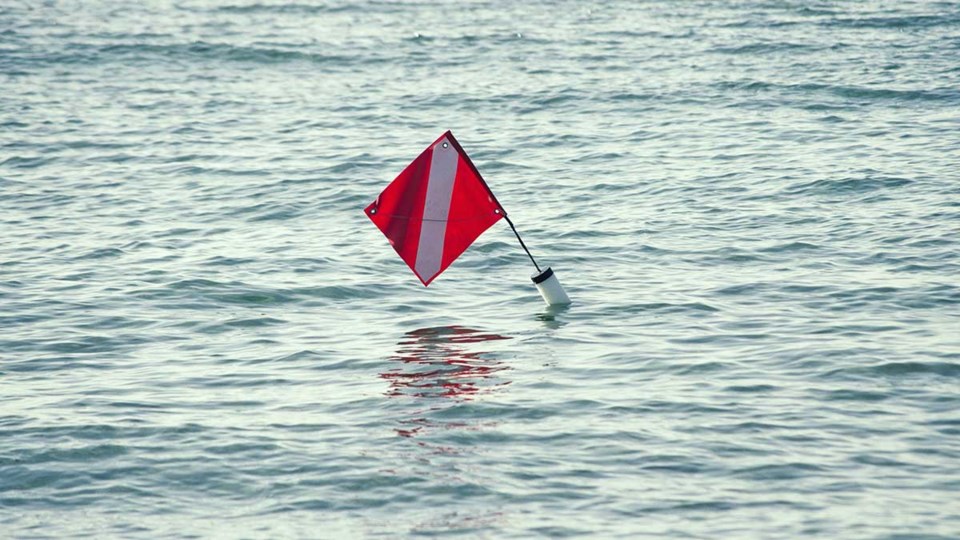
[365,131,505,286]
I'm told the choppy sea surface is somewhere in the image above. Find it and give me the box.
[2,1,959,538]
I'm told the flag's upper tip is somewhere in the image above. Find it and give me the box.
[433,130,457,149]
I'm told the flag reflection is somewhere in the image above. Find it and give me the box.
[381,326,511,402]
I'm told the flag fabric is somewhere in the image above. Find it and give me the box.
[365,131,505,286]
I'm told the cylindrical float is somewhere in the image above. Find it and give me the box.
[531,267,571,306]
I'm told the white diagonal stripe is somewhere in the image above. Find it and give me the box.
[414,138,458,282]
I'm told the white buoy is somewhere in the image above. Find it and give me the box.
[532,267,571,306]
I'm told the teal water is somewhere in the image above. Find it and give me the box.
[2,1,959,537]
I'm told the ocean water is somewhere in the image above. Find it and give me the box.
[2,0,959,537]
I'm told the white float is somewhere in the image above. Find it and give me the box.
[531,266,571,306]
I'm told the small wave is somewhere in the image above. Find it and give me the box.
[825,14,958,30]
[818,114,846,123]
[36,336,122,356]
[213,3,358,15]
[32,41,365,67]
[725,384,778,393]
[526,89,587,109]
[228,201,307,222]
[872,362,960,377]
[757,241,820,253]
[262,350,326,364]
[134,279,301,307]
[735,462,825,481]
[715,80,959,103]
[223,316,286,328]
[166,278,222,290]
[826,362,960,379]
[211,291,296,306]
[669,361,733,374]
[73,247,125,260]
[825,284,958,310]
[11,444,128,467]
[612,301,720,315]
[291,284,383,301]
[713,283,766,296]
[712,42,815,55]
[0,156,54,169]
[819,389,889,402]
[797,7,838,16]
[203,256,258,267]
[785,176,913,196]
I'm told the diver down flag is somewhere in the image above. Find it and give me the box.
[365,131,505,286]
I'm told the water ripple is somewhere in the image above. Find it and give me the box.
[1,0,958,538]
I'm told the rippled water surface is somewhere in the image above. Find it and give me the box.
[2,1,959,538]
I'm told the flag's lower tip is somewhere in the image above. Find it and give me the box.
[531,267,571,306]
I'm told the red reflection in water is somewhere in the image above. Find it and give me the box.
[381,326,511,403]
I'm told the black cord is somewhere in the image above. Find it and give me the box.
[503,214,541,273]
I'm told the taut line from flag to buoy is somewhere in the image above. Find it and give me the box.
[364,130,570,306]
[502,213,540,274]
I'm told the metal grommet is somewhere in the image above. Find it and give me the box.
[442,142,449,148]
[370,208,377,214]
